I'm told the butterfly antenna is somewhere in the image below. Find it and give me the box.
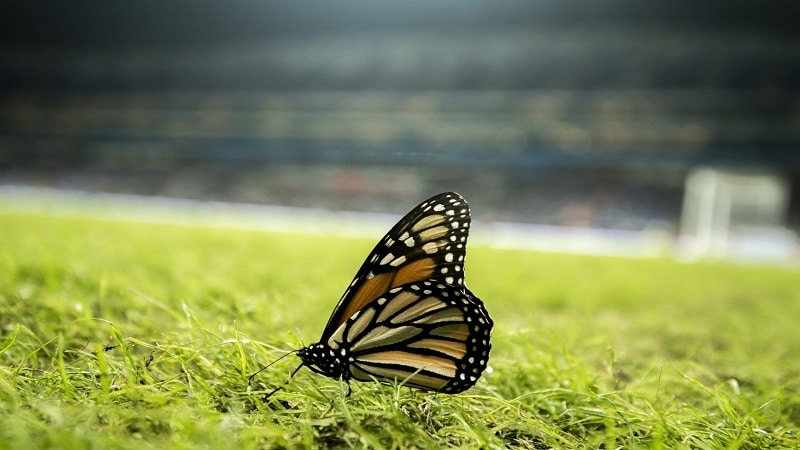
[247,350,299,387]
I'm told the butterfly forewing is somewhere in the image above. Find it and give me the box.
[320,192,472,340]
[326,282,492,393]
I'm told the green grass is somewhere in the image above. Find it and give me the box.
[1,210,799,449]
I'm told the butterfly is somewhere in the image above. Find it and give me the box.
[257,192,493,396]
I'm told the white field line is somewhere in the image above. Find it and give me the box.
[0,185,670,258]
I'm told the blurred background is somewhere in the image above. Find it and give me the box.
[1,0,799,263]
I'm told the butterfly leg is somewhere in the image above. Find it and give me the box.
[263,384,285,401]
[261,362,305,401]
[344,379,352,397]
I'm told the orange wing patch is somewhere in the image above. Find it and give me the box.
[407,338,467,360]
[391,257,436,287]
[356,350,457,378]
[337,273,393,327]
[336,258,436,329]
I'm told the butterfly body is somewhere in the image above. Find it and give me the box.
[276,192,493,395]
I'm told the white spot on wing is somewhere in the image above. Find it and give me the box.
[422,242,438,254]
[389,255,407,266]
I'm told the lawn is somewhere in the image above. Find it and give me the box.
[1,210,798,449]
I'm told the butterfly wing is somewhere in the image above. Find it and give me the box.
[320,192,472,340]
[326,281,492,393]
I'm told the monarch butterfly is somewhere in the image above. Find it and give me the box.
[258,192,493,396]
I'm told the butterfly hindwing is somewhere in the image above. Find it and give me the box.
[320,192,472,340]
[325,281,492,393]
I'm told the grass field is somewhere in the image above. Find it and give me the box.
[1,210,799,449]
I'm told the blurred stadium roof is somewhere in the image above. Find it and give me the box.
[2,0,799,50]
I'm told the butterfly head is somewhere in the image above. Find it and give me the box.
[297,342,352,381]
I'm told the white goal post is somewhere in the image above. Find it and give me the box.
[679,167,793,260]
